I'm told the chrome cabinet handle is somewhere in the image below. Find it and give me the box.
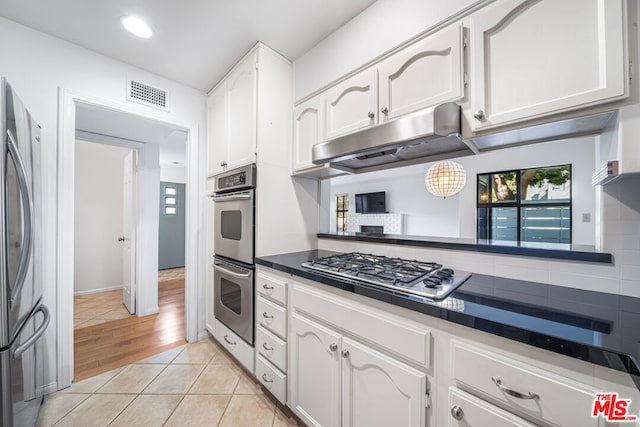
[223,335,236,346]
[220,161,227,167]
[261,373,273,384]
[262,342,273,351]
[7,130,34,303]
[491,377,539,400]
[117,236,125,242]
[262,312,274,319]
[450,405,464,421]
[329,343,338,352]
[368,111,375,119]
[262,284,274,290]
[381,107,389,115]
[341,349,350,358]
[473,110,485,120]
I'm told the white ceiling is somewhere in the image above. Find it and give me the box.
[0,0,377,92]
[75,103,187,166]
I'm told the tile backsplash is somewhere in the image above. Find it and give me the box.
[319,176,640,297]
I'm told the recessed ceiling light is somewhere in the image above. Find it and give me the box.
[121,16,153,38]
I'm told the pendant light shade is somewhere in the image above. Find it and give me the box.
[425,160,466,198]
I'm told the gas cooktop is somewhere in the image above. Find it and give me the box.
[302,252,471,301]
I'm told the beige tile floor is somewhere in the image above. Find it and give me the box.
[37,337,302,427]
[74,268,186,329]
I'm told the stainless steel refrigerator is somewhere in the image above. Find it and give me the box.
[0,78,50,427]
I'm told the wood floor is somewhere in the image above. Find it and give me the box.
[74,278,187,381]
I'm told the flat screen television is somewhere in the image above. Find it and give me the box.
[355,192,386,214]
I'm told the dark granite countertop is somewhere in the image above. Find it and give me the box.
[256,250,640,390]
[318,232,613,264]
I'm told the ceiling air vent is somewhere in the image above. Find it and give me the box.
[127,79,170,111]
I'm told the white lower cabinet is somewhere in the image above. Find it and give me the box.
[448,387,536,427]
[214,319,254,373]
[289,312,427,427]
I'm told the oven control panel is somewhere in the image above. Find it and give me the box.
[214,163,256,193]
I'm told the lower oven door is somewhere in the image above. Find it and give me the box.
[213,256,254,345]
[212,190,254,265]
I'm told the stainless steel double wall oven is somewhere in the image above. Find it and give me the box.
[211,164,255,345]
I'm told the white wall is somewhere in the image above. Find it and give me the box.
[160,164,187,184]
[293,0,481,100]
[326,136,596,244]
[0,17,206,391]
[74,141,130,295]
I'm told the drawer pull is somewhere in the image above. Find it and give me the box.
[262,284,274,290]
[223,335,236,346]
[262,312,274,320]
[261,373,273,384]
[491,377,539,400]
[450,405,464,421]
[262,342,274,351]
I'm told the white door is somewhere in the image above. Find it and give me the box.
[293,94,324,172]
[469,0,626,132]
[341,337,426,427]
[289,313,342,427]
[227,49,257,169]
[122,150,136,314]
[325,67,378,140]
[378,23,464,122]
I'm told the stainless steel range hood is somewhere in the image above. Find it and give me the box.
[312,102,474,171]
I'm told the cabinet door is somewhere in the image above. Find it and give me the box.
[293,95,324,172]
[227,50,257,168]
[379,23,464,122]
[448,388,536,427]
[341,337,426,427]
[207,83,228,176]
[469,0,626,132]
[289,313,341,427]
[325,67,378,140]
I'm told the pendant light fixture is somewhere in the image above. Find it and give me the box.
[425,160,466,198]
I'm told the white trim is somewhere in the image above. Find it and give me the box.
[197,330,211,342]
[73,286,123,296]
[57,87,202,389]
[39,382,59,396]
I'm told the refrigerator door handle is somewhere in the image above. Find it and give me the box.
[13,304,49,359]
[6,129,34,303]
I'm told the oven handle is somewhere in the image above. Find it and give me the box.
[212,263,252,279]
[209,193,252,202]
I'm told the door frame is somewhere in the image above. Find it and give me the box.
[57,87,201,388]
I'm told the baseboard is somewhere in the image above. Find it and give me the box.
[74,285,122,296]
[197,329,210,342]
[40,382,58,396]
[137,306,159,317]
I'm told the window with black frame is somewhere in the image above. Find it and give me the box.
[477,164,572,244]
[336,194,348,232]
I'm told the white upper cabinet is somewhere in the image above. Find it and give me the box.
[207,49,257,176]
[379,23,465,122]
[469,0,627,132]
[227,50,257,168]
[292,94,324,172]
[341,337,426,427]
[206,83,228,176]
[325,67,378,140]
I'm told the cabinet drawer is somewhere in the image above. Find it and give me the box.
[452,343,599,427]
[214,319,254,373]
[257,297,287,339]
[256,272,287,306]
[292,285,430,368]
[256,325,287,373]
[448,387,536,427]
[256,354,286,404]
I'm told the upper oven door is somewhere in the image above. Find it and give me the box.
[212,189,254,264]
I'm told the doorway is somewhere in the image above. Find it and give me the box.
[59,94,197,385]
